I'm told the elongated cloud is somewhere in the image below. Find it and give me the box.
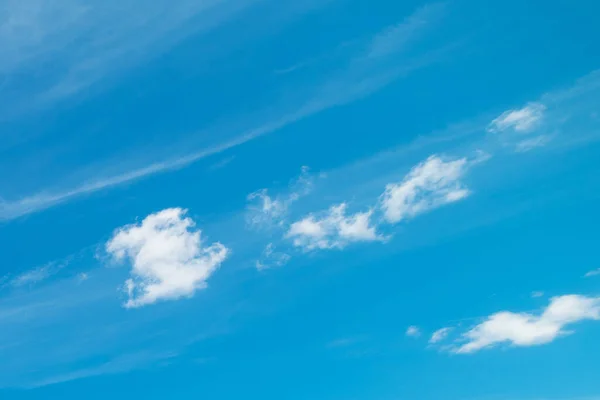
[584,268,600,277]
[106,208,228,308]
[454,295,600,353]
[487,103,546,133]
[515,135,551,152]
[429,327,452,344]
[380,155,471,223]
[286,203,382,251]
[1,3,448,222]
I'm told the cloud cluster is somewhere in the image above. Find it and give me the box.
[454,295,600,353]
[106,208,228,308]
[284,154,478,252]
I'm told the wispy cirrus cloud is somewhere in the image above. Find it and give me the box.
[9,265,54,288]
[1,259,70,290]
[585,268,600,278]
[0,0,263,109]
[246,167,313,231]
[255,243,291,270]
[515,135,552,152]
[0,2,451,221]
[27,351,178,388]
[429,327,452,344]
[487,103,547,134]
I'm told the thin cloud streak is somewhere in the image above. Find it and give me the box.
[1,4,449,221]
[0,0,268,112]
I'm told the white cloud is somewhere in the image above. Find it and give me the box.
[29,351,177,388]
[106,208,228,308]
[406,326,421,337]
[255,243,291,270]
[487,103,546,133]
[10,266,53,287]
[515,135,551,152]
[0,0,265,105]
[0,4,448,222]
[286,203,382,251]
[454,295,600,353]
[584,268,600,277]
[246,167,312,230]
[380,155,471,223]
[429,327,452,344]
[246,190,288,228]
[7,260,69,288]
[366,3,445,59]
[531,291,545,298]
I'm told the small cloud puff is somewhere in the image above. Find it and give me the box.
[487,102,546,133]
[106,208,229,308]
[406,326,421,337]
[286,203,383,251]
[453,294,600,353]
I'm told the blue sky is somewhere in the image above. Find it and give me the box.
[1,0,600,398]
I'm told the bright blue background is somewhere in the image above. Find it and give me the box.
[1,0,600,398]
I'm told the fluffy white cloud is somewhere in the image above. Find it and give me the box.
[406,326,421,337]
[429,327,452,344]
[454,295,600,353]
[487,103,546,133]
[380,155,471,223]
[286,203,382,251]
[106,208,229,308]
